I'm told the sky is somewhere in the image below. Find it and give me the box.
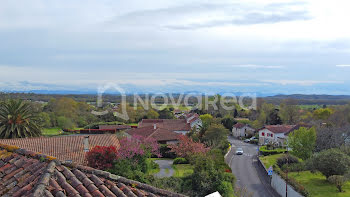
[0,0,350,95]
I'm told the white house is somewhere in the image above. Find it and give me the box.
[185,113,202,130]
[258,125,298,146]
[232,123,255,138]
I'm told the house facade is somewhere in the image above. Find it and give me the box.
[185,113,202,130]
[232,123,255,138]
[258,125,297,146]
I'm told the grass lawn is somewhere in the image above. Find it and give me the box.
[42,127,62,136]
[289,171,350,197]
[259,153,284,169]
[42,127,82,136]
[173,164,194,178]
[127,123,138,126]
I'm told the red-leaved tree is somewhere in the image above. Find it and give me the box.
[85,146,118,170]
[169,135,209,159]
[117,135,161,159]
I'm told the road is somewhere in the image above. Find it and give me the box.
[226,136,280,197]
[154,160,174,178]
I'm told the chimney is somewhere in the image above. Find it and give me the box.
[83,136,90,152]
[154,124,157,129]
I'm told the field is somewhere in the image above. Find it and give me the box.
[259,153,284,169]
[290,171,350,197]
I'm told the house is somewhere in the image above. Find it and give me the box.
[258,125,295,146]
[0,143,186,197]
[126,124,181,144]
[185,113,202,130]
[258,125,307,146]
[232,123,255,138]
[138,119,191,135]
[0,134,120,165]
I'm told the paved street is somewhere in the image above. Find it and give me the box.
[154,160,174,178]
[226,136,280,197]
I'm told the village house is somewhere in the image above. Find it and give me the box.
[138,113,202,135]
[258,124,310,146]
[126,124,181,144]
[0,134,120,165]
[232,123,256,138]
[0,143,186,196]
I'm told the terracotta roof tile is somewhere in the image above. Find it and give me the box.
[0,142,187,197]
[126,126,181,142]
[0,134,120,165]
[139,119,191,132]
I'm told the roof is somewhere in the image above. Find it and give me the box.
[0,135,120,165]
[233,123,245,129]
[139,119,191,132]
[260,125,297,134]
[126,126,181,142]
[0,144,186,197]
[99,125,131,130]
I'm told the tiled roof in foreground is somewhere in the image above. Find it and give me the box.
[0,144,186,197]
[0,134,120,165]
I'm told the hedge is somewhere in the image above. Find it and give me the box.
[259,146,287,156]
[173,157,189,164]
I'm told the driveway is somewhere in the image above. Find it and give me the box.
[154,160,174,178]
[226,136,280,197]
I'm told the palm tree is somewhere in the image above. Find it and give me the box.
[0,99,41,138]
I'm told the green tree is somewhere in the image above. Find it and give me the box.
[203,124,229,150]
[221,116,237,130]
[279,99,299,124]
[38,112,51,128]
[200,114,213,126]
[309,149,350,178]
[146,109,159,119]
[288,127,316,160]
[57,116,75,129]
[0,100,41,138]
[313,108,333,120]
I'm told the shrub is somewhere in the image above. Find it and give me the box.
[283,162,305,173]
[159,144,176,159]
[259,146,286,156]
[328,175,347,192]
[309,148,350,178]
[249,139,258,145]
[86,146,118,170]
[174,157,189,164]
[277,154,299,168]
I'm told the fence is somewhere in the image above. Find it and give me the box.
[257,158,304,197]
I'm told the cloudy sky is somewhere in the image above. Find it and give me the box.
[0,0,350,95]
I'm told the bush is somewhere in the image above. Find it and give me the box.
[159,144,176,159]
[86,146,118,170]
[328,175,347,192]
[309,148,350,178]
[260,146,286,156]
[282,162,305,173]
[174,157,189,164]
[249,139,258,145]
[277,154,299,168]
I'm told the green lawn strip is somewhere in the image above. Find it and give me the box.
[42,127,62,136]
[127,123,138,126]
[289,171,350,197]
[173,164,194,178]
[259,153,284,169]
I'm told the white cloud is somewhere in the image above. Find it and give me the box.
[336,64,350,67]
[262,79,343,86]
[230,64,285,69]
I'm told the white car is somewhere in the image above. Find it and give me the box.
[236,148,244,155]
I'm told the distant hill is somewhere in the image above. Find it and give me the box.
[263,94,350,105]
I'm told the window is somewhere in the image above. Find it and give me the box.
[267,133,270,137]
[261,132,265,136]
[271,134,274,137]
